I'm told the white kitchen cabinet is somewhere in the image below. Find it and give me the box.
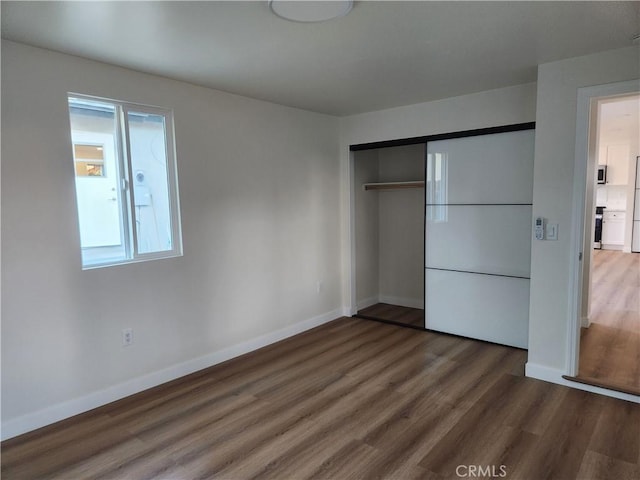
[602,211,625,246]
[605,144,630,185]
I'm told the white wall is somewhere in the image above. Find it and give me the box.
[1,41,342,438]
[527,46,640,379]
[340,83,537,312]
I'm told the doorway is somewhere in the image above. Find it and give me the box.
[569,83,640,396]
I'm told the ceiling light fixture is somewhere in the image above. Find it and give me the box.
[268,0,353,23]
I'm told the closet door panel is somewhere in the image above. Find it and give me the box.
[426,130,534,205]
[425,205,532,277]
[425,127,534,348]
[425,269,529,348]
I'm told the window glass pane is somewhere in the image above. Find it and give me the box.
[68,98,127,266]
[74,144,105,177]
[127,111,173,254]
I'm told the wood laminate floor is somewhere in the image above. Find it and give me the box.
[578,250,640,395]
[358,302,424,328]
[2,317,639,480]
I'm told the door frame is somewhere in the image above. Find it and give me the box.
[567,79,640,376]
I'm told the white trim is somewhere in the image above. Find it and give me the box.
[1,308,343,441]
[348,150,357,316]
[568,79,640,377]
[356,295,379,311]
[377,295,423,310]
[525,362,640,403]
[567,87,592,376]
[581,316,590,328]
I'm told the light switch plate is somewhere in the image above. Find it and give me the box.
[546,223,558,241]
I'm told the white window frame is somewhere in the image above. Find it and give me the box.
[68,93,183,269]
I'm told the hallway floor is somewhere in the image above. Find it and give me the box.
[578,249,640,395]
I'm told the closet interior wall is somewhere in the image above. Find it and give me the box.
[354,144,425,328]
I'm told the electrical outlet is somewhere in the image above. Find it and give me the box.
[122,328,133,346]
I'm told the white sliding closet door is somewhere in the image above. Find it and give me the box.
[425,129,534,348]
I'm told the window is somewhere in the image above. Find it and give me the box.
[68,94,182,268]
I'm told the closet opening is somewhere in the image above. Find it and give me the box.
[350,122,535,346]
[352,143,426,329]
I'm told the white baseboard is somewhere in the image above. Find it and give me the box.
[378,295,423,310]
[356,296,379,311]
[1,308,343,441]
[581,316,590,328]
[525,362,640,403]
[342,306,354,317]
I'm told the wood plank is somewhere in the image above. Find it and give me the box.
[418,374,540,477]
[576,451,640,480]
[360,401,466,478]
[307,440,380,480]
[2,317,638,480]
[587,396,640,465]
[507,388,605,480]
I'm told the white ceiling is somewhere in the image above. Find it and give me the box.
[2,1,639,116]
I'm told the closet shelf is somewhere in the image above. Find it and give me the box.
[363,181,425,191]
